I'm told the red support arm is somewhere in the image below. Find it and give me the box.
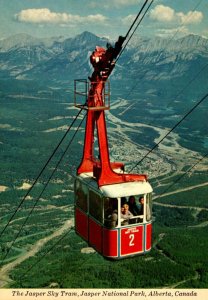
[77,39,147,186]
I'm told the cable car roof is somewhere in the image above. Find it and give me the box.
[100,181,153,198]
[76,173,153,198]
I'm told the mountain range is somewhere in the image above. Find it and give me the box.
[0,31,208,83]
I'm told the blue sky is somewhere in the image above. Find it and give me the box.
[0,0,207,40]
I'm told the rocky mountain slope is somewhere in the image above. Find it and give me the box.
[0,31,207,82]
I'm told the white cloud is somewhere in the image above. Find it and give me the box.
[150,5,203,25]
[176,11,203,25]
[122,14,136,25]
[15,8,107,24]
[149,5,175,22]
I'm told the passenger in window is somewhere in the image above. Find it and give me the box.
[138,196,144,222]
[105,198,118,228]
[128,196,140,216]
[121,203,133,226]
[110,210,118,228]
[139,196,144,214]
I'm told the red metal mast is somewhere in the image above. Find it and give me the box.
[76,37,147,186]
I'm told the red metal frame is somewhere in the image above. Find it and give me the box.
[77,45,147,186]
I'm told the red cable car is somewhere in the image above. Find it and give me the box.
[74,36,153,259]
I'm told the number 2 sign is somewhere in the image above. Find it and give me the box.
[129,234,135,246]
[120,226,144,256]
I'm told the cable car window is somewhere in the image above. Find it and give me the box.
[119,194,152,224]
[89,190,103,223]
[75,180,88,212]
[104,198,118,228]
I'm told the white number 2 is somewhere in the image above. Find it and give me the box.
[129,234,135,246]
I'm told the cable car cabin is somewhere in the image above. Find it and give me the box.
[75,172,153,259]
[74,35,153,259]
